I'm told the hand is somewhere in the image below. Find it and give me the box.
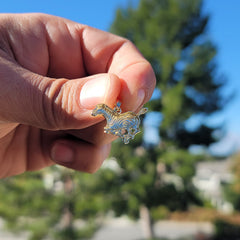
[0,13,156,178]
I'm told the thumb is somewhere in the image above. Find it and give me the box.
[0,60,121,130]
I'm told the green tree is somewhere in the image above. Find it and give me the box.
[106,0,226,238]
[0,168,108,240]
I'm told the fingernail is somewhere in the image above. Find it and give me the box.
[80,75,109,109]
[51,142,74,163]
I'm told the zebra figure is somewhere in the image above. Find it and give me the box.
[92,102,148,144]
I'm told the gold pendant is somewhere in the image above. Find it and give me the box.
[92,102,147,144]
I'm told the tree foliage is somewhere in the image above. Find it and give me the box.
[107,0,226,237]
[0,168,106,239]
[111,0,224,147]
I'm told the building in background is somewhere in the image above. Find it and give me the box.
[193,159,234,213]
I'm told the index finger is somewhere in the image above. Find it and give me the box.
[80,26,156,111]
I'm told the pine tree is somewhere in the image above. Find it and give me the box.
[106,0,226,238]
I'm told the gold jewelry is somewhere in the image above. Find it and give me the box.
[92,102,147,144]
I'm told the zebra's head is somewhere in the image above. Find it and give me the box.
[91,103,107,116]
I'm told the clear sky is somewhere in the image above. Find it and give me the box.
[1,0,240,155]
[204,0,240,155]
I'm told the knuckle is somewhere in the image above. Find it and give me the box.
[42,78,71,130]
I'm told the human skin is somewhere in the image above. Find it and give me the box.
[0,13,156,178]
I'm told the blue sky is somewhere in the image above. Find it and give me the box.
[204,0,240,154]
[1,0,240,155]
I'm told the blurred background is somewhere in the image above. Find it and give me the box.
[0,0,240,239]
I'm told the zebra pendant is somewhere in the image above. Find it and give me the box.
[92,102,148,144]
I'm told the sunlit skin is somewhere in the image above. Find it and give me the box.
[0,13,156,178]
